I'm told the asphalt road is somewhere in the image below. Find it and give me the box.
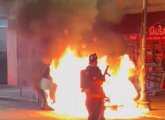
[0,99,164,120]
[0,100,86,120]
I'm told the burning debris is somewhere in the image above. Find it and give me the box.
[38,48,146,119]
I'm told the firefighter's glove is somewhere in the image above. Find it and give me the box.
[104,97,110,103]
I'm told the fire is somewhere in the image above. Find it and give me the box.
[49,47,88,117]
[47,47,147,119]
[103,55,142,119]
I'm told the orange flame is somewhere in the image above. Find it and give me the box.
[104,55,142,119]
[47,47,147,119]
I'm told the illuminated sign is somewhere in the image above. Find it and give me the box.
[147,25,165,41]
[123,25,165,41]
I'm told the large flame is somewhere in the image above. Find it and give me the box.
[47,47,146,119]
[103,55,142,119]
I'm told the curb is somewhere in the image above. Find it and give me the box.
[0,96,38,103]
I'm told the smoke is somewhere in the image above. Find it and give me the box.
[16,0,132,82]
[17,0,98,62]
[16,0,99,86]
[84,0,129,67]
[17,0,161,86]
[97,0,124,24]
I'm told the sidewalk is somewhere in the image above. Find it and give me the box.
[0,86,38,103]
[145,90,165,119]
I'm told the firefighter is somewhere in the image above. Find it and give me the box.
[81,53,106,120]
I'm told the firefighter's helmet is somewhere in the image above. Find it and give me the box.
[89,53,98,64]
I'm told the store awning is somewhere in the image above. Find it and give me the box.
[110,11,165,34]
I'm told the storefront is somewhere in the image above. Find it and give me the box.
[123,25,165,67]
[123,25,165,89]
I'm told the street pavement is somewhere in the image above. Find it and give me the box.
[0,86,165,120]
[145,91,165,119]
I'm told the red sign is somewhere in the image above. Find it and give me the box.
[123,25,165,42]
[147,25,165,41]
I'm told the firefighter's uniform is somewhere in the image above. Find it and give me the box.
[81,53,105,120]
